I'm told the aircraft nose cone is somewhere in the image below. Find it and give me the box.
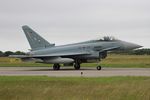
[120,41,142,50]
[126,43,142,50]
[132,44,143,49]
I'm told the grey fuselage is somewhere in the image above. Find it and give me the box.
[29,39,133,63]
[9,26,142,70]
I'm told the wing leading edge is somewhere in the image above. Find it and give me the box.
[9,51,90,58]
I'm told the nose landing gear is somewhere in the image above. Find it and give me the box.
[96,66,101,70]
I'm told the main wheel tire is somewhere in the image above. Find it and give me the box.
[74,63,80,70]
[53,64,60,70]
[97,66,101,70]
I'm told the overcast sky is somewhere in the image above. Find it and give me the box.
[0,0,150,51]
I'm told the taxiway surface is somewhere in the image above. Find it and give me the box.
[0,67,150,77]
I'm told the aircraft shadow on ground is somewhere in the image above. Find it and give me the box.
[25,68,95,71]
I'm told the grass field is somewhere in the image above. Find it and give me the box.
[0,54,150,68]
[0,76,150,100]
[83,54,150,68]
[0,57,50,67]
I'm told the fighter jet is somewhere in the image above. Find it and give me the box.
[10,25,142,70]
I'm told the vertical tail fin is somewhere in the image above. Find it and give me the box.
[22,25,55,51]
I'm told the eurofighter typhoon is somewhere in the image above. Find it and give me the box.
[10,25,142,70]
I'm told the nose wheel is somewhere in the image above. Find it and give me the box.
[96,66,101,70]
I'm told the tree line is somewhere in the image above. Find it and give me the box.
[0,48,150,57]
[0,51,25,57]
[110,48,150,55]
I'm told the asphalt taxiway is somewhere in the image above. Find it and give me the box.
[0,67,150,77]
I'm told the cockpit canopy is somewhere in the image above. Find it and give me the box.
[79,36,118,44]
[98,36,117,41]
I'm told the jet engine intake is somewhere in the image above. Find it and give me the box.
[99,51,107,59]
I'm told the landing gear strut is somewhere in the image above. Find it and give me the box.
[53,64,60,70]
[74,60,80,70]
[96,65,101,70]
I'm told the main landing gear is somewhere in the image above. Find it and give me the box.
[74,63,80,70]
[53,64,60,70]
[74,60,80,70]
